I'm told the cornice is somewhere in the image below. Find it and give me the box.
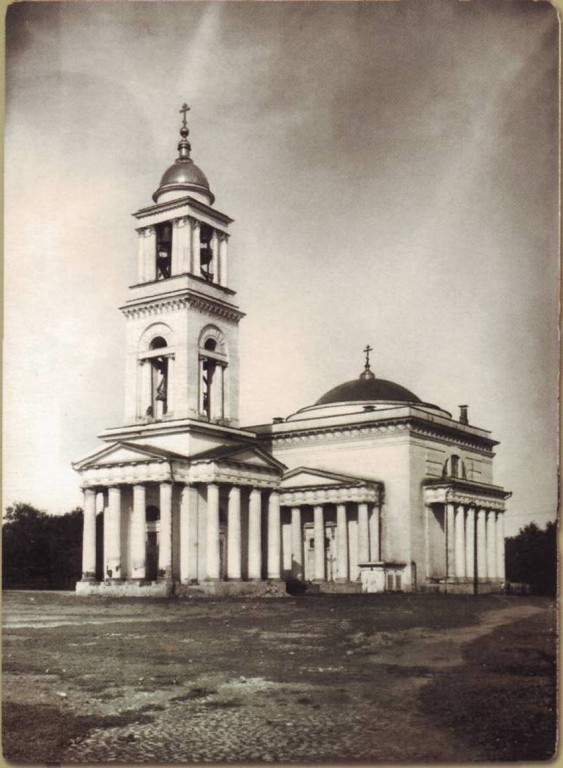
[133,195,233,226]
[423,483,509,511]
[187,461,279,489]
[263,418,495,454]
[120,293,245,323]
[78,460,175,488]
[280,485,381,507]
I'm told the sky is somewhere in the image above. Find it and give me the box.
[3,0,559,536]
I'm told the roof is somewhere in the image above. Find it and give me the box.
[316,374,422,406]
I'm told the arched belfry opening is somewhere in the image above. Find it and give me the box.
[148,337,169,418]
[136,325,175,421]
[199,327,228,421]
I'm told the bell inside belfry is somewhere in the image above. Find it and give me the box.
[155,222,172,279]
[200,223,214,282]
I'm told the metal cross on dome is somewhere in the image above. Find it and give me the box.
[363,344,373,371]
[179,102,191,130]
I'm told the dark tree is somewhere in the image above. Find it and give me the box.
[505,521,557,596]
[2,502,83,589]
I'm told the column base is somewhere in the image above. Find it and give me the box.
[76,580,175,597]
[176,579,287,598]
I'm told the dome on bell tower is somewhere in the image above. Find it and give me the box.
[152,103,215,206]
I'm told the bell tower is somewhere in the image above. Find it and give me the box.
[120,104,244,427]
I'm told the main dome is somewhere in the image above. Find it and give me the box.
[316,375,421,405]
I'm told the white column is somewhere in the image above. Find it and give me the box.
[218,234,228,286]
[336,503,348,581]
[445,503,455,579]
[358,502,370,563]
[487,509,497,579]
[267,491,281,579]
[210,231,219,282]
[496,512,506,580]
[465,507,475,581]
[131,484,146,580]
[106,486,122,580]
[206,483,220,580]
[171,219,181,276]
[424,504,431,579]
[454,504,466,578]
[159,482,173,580]
[477,508,488,578]
[369,504,380,561]
[291,507,303,579]
[179,484,189,583]
[82,488,97,581]
[227,486,242,580]
[144,226,156,282]
[248,489,262,579]
[314,505,325,581]
[137,229,146,283]
[190,218,201,276]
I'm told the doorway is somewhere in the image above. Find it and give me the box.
[146,530,159,581]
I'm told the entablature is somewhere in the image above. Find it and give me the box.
[256,416,496,455]
[133,195,233,232]
[423,479,511,511]
[280,484,381,507]
[120,289,245,323]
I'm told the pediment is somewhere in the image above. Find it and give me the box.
[189,442,286,472]
[73,441,186,470]
[281,467,367,489]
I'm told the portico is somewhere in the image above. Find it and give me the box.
[424,479,509,592]
[75,439,291,595]
[279,468,382,585]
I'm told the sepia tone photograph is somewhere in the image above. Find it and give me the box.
[2,0,558,763]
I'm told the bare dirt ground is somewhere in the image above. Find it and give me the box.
[2,591,557,764]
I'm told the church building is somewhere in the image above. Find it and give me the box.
[73,106,510,597]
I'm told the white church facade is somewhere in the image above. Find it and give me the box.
[73,106,510,597]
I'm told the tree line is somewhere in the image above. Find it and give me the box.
[1,502,558,594]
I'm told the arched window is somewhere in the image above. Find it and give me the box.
[146,505,160,522]
[148,337,169,418]
[199,327,228,421]
[442,455,465,478]
[137,325,174,421]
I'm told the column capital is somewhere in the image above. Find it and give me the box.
[188,216,200,230]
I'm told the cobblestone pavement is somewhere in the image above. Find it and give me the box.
[63,676,465,763]
[3,592,552,764]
